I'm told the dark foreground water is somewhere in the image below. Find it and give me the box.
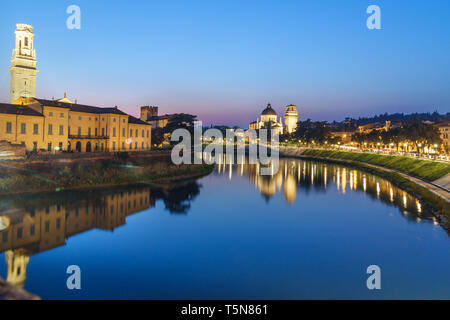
[0,158,449,299]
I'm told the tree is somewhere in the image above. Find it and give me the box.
[164,113,197,133]
[151,127,165,146]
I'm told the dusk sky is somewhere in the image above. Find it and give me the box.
[0,0,449,126]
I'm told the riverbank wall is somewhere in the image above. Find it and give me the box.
[0,152,213,195]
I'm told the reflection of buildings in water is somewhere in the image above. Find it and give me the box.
[215,158,431,222]
[0,187,151,288]
[0,181,202,289]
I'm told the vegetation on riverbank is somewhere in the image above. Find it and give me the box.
[0,156,213,194]
[301,149,450,181]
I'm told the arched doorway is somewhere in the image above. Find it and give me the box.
[86,141,92,152]
[76,141,82,152]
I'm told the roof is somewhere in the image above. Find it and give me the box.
[148,115,171,121]
[128,115,151,126]
[34,98,128,115]
[261,103,277,116]
[434,120,450,127]
[0,103,43,116]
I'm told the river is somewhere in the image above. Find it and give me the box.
[0,158,449,299]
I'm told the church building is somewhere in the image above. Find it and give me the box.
[249,103,298,135]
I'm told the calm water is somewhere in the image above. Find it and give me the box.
[0,158,449,299]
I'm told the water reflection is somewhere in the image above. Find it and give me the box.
[214,158,434,221]
[0,181,201,289]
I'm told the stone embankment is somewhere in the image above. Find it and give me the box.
[0,277,40,300]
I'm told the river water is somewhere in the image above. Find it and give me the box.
[0,158,449,299]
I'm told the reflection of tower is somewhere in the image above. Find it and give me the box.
[283,173,297,204]
[5,249,30,288]
[284,105,298,134]
[9,24,38,102]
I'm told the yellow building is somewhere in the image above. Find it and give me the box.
[0,96,151,153]
[1,24,151,153]
[435,121,450,153]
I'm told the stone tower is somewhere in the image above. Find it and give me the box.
[9,24,38,103]
[284,105,298,134]
[140,106,158,121]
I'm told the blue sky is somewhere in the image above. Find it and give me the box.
[0,0,449,126]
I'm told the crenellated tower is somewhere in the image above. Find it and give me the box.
[9,24,38,103]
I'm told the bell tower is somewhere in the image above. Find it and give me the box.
[9,24,38,103]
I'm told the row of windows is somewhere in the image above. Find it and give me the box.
[5,122,149,138]
[68,115,126,123]
[1,218,60,242]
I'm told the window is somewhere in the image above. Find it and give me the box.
[78,116,82,120]
[78,127,81,136]
[142,130,144,137]
[101,128,105,136]
[2,231,7,242]
[113,118,116,122]
[49,111,53,117]
[112,142,116,151]
[30,224,35,236]
[60,113,64,118]
[68,126,71,135]
[33,142,37,150]
[59,125,64,135]
[48,124,53,135]
[89,117,92,121]
[142,142,144,149]
[147,130,149,138]
[102,117,105,121]
[122,142,125,149]
[24,37,28,46]
[56,218,61,229]
[48,142,52,151]
[6,122,12,134]
[59,142,63,150]
[122,128,125,137]
[123,119,126,123]
[20,123,26,134]
[113,128,116,137]
[130,129,133,137]
[95,128,98,136]
[17,228,23,239]
[45,221,50,233]
[136,129,138,137]
[135,142,138,149]
[88,128,91,137]
[33,123,38,134]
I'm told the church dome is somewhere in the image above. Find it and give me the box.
[261,103,277,116]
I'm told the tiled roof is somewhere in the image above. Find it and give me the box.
[34,98,128,115]
[0,103,43,116]
[128,115,151,125]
